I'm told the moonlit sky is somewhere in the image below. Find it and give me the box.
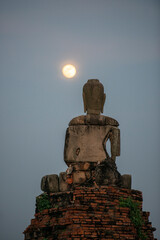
[0,0,160,239]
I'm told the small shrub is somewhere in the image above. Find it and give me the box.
[119,197,147,240]
[36,193,52,212]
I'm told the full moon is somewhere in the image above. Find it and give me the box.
[62,64,76,78]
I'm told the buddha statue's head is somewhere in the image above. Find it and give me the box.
[83,79,106,115]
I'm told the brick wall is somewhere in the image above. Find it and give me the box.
[24,186,156,239]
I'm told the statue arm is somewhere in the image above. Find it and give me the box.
[110,127,120,161]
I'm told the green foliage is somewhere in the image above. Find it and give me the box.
[36,193,52,212]
[119,197,147,240]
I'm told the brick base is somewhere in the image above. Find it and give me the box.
[24,186,156,239]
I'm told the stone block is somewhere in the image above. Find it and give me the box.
[64,125,111,164]
[73,171,86,184]
[73,162,91,171]
[83,162,91,170]
[121,174,132,189]
[41,174,59,193]
[85,171,91,179]
[59,172,69,192]
[95,159,121,187]
[64,125,120,165]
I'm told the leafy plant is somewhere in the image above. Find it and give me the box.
[119,197,147,240]
[36,193,52,212]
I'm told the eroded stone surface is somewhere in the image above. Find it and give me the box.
[110,127,120,160]
[121,174,132,189]
[59,172,69,192]
[73,171,86,184]
[64,125,120,165]
[72,162,91,171]
[41,174,59,193]
[69,114,119,126]
[95,159,122,187]
[83,79,106,115]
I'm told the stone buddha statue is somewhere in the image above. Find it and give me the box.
[41,79,131,193]
[64,79,120,165]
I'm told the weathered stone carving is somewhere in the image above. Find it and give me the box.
[64,125,120,165]
[69,114,119,126]
[40,79,131,192]
[73,171,86,184]
[95,159,122,187]
[121,174,132,189]
[41,174,59,193]
[83,79,106,115]
[64,79,120,165]
[59,172,69,192]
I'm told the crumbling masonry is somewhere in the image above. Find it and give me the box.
[24,79,156,239]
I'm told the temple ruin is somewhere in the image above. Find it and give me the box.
[24,79,156,240]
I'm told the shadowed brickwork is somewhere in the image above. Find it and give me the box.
[24,186,156,240]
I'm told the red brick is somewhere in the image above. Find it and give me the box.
[24,186,156,240]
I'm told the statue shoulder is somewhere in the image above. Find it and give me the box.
[104,116,119,126]
[69,115,119,126]
[69,115,86,126]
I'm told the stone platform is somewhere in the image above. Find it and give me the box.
[24,186,156,240]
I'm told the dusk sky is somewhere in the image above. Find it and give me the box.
[0,0,160,239]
